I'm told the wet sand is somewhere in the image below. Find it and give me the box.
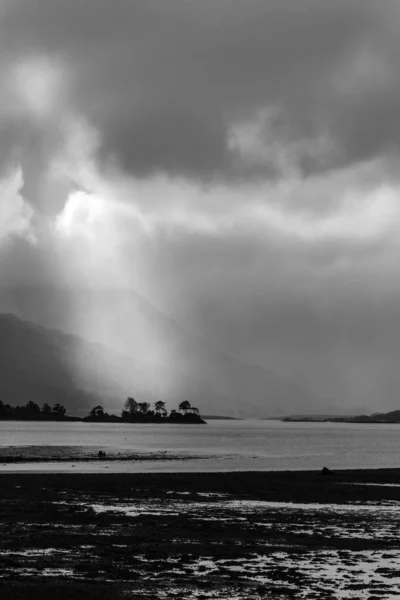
[0,445,208,464]
[1,469,400,599]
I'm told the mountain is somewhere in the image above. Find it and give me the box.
[0,287,318,417]
[0,313,132,414]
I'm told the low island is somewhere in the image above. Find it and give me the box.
[282,408,400,423]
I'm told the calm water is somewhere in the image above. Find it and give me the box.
[1,419,399,472]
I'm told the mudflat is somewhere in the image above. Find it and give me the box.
[1,469,400,599]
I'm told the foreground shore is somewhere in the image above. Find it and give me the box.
[1,469,400,599]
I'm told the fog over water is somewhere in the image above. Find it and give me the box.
[2,2,400,415]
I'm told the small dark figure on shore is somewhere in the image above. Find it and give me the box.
[321,466,334,476]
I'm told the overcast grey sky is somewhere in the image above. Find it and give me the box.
[1,1,400,411]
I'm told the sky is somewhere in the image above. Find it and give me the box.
[1,1,400,412]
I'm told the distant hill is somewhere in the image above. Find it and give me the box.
[370,410,400,422]
[282,409,400,423]
[0,286,319,416]
[263,405,371,420]
[0,314,132,414]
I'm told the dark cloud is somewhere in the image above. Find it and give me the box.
[2,0,397,180]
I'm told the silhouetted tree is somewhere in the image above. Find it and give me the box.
[41,403,52,414]
[177,401,201,418]
[154,400,167,417]
[0,400,12,418]
[124,397,138,415]
[137,402,151,415]
[3,403,14,418]
[179,400,191,414]
[90,405,104,419]
[26,401,40,415]
[53,403,66,417]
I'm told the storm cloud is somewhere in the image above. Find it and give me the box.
[2,1,400,413]
[3,0,400,180]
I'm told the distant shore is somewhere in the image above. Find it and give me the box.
[282,416,400,423]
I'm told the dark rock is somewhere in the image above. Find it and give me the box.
[321,466,334,476]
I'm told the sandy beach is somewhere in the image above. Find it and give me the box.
[1,468,400,599]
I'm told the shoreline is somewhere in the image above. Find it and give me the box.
[3,445,400,475]
[3,464,400,474]
[3,445,400,474]
[282,418,400,424]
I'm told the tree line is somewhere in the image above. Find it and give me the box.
[0,398,204,424]
[0,400,68,420]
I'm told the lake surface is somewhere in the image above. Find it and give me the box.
[1,419,400,472]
